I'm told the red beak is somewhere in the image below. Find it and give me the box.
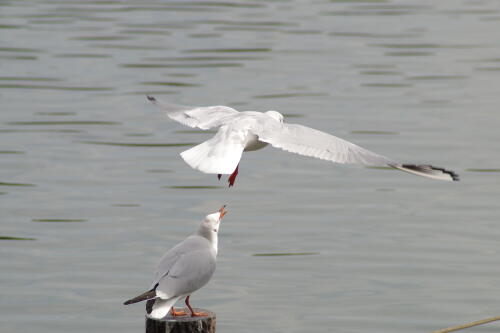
[218,205,227,219]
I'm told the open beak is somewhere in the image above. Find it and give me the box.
[218,205,227,220]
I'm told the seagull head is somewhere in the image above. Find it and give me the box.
[203,205,227,233]
[265,110,284,123]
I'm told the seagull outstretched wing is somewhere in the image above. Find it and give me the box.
[255,122,459,181]
[147,96,238,130]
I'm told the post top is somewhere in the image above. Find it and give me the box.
[146,308,216,323]
[145,308,216,333]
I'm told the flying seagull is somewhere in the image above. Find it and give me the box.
[124,206,227,319]
[147,96,459,186]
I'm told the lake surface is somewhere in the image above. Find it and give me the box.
[1,0,500,332]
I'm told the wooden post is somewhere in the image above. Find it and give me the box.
[145,308,216,333]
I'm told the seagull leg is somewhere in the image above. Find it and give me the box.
[185,295,207,317]
[217,174,222,180]
[228,164,239,187]
[170,307,187,317]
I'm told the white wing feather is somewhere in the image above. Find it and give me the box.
[256,122,458,181]
[258,122,392,165]
[180,124,247,174]
[147,96,238,130]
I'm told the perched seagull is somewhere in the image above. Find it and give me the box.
[147,96,459,186]
[124,206,227,319]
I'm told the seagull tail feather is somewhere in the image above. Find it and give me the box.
[181,141,240,174]
[123,289,156,305]
[147,297,181,319]
[389,163,459,181]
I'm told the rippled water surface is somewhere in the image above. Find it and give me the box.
[2,1,500,332]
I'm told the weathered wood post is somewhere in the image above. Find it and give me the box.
[145,308,216,333]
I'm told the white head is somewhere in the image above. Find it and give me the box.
[198,206,227,254]
[199,205,227,235]
[265,110,284,123]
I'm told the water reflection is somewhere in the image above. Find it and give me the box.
[0,84,113,91]
[0,181,36,187]
[7,121,119,125]
[0,236,36,241]
[253,252,319,257]
[80,141,195,147]
[32,219,87,223]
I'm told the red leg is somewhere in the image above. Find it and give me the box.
[228,164,239,187]
[217,174,222,180]
[185,296,208,317]
[170,307,187,317]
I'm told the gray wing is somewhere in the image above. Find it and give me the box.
[151,236,208,287]
[147,96,239,130]
[255,122,458,181]
[155,247,216,299]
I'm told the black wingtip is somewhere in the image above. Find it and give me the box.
[401,164,460,182]
[123,288,157,306]
[146,95,156,102]
[448,170,460,182]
